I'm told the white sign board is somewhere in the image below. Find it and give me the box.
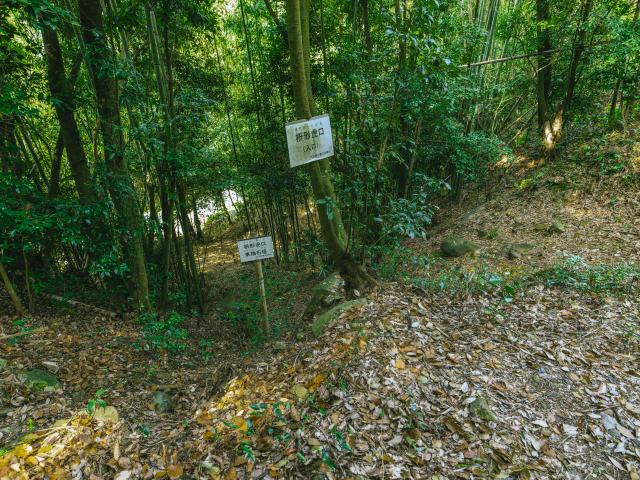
[237,236,275,263]
[285,114,334,168]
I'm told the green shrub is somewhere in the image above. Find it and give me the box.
[137,311,189,353]
[535,255,639,294]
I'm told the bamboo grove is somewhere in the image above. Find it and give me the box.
[1,0,638,315]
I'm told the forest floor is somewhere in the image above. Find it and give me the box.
[1,127,639,479]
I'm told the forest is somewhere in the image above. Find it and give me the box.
[0,0,639,478]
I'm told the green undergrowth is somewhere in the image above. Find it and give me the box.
[218,263,312,347]
[374,247,640,299]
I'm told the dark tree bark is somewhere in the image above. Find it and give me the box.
[78,0,152,312]
[536,0,552,138]
[42,26,97,205]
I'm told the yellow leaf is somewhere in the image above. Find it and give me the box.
[167,463,184,479]
[306,373,327,392]
[196,412,213,425]
[49,468,67,480]
[231,416,248,433]
[92,405,119,423]
[13,444,32,459]
[395,358,406,370]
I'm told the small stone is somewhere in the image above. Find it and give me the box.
[152,391,173,413]
[548,220,565,234]
[19,369,61,391]
[469,397,497,421]
[41,361,59,373]
[505,243,535,260]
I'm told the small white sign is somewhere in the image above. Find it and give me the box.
[237,236,275,263]
[285,114,334,168]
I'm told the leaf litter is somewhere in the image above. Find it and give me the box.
[3,278,638,479]
[1,138,639,478]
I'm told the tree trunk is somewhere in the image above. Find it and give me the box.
[78,0,152,312]
[362,0,373,56]
[0,117,23,175]
[192,196,203,240]
[286,0,375,291]
[402,120,422,198]
[536,0,553,151]
[623,0,640,117]
[42,26,98,205]
[548,0,593,150]
[0,261,27,316]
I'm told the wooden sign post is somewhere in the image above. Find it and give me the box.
[237,236,275,335]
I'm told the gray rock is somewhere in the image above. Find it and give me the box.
[505,243,535,260]
[304,272,345,317]
[469,396,497,421]
[441,235,478,258]
[19,368,61,391]
[312,299,368,337]
[549,220,565,234]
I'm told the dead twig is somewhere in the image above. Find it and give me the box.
[0,326,46,341]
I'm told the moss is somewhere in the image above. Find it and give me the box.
[312,299,368,337]
[441,235,478,258]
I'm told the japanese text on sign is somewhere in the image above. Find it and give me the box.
[237,236,275,263]
[285,114,334,168]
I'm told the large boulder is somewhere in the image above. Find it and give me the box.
[18,368,61,391]
[304,272,345,317]
[441,235,478,258]
[312,299,368,337]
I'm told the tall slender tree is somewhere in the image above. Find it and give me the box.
[285,0,375,291]
[78,0,152,311]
